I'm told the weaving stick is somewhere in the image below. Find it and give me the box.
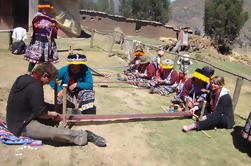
[54,80,58,112]
[62,84,68,125]
[199,100,207,120]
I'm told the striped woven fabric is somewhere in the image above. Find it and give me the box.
[0,120,42,146]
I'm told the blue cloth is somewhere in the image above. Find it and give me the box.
[50,64,93,92]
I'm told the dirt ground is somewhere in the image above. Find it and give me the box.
[0,36,250,166]
[0,43,171,166]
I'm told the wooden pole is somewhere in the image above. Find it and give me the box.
[29,0,38,30]
[119,33,124,50]
[62,84,68,125]
[184,97,189,112]
[173,53,179,69]
[199,100,207,120]
[132,40,137,52]
[54,80,58,113]
[8,30,13,51]
[232,77,243,111]
[90,29,95,48]
[108,33,115,56]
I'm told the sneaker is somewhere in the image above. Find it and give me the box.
[86,130,106,147]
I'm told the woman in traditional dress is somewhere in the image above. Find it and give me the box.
[25,0,59,72]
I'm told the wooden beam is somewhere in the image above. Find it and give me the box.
[108,33,115,56]
[199,100,207,120]
[29,0,38,30]
[90,29,95,48]
[232,77,243,111]
[61,112,193,122]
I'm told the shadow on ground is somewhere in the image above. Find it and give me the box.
[231,126,251,157]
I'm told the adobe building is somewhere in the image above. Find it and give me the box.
[80,10,179,39]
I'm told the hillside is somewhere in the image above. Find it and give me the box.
[169,0,251,52]
[168,0,205,32]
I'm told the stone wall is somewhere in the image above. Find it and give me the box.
[80,10,179,39]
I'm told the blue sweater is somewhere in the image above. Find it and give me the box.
[50,65,93,92]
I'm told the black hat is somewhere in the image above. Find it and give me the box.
[202,66,215,78]
[66,54,88,64]
[192,68,211,82]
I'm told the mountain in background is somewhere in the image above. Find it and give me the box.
[168,0,251,49]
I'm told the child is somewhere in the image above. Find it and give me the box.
[177,54,192,76]
[152,50,165,70]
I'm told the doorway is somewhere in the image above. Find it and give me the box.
[12,0,29,30]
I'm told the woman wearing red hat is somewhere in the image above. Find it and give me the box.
[25,0,59,73]
[124,49,145,75]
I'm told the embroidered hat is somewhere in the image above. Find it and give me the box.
[66,54,88,64]
[180,54,190,62]
[133,50,144,56]
[139,56,150,64]
[37,0,53,9]
[192,68,211,83]
[161,59,174,69]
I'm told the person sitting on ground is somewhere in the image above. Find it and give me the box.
[118,55,157,88]
[150,59,179,95]
[152,50,165,70]
[6,63,106,147]
[124,49,145,75]
[193,66,215,107]
[171,68,211,111]
[50,53,95,114]
[183,76,235,132]
[25,0,59,73]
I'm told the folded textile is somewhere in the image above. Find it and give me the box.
[0,120,42,146]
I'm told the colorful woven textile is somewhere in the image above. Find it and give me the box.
[0,120,42,146]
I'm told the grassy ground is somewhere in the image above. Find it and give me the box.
[0,32,250,165]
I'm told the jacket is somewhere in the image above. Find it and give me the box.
[50,64,93,91]
[6,75,48,136]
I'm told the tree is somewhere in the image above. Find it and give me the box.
[119,0,171,24]
[96,0,114,14]
[204,0,249,54]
